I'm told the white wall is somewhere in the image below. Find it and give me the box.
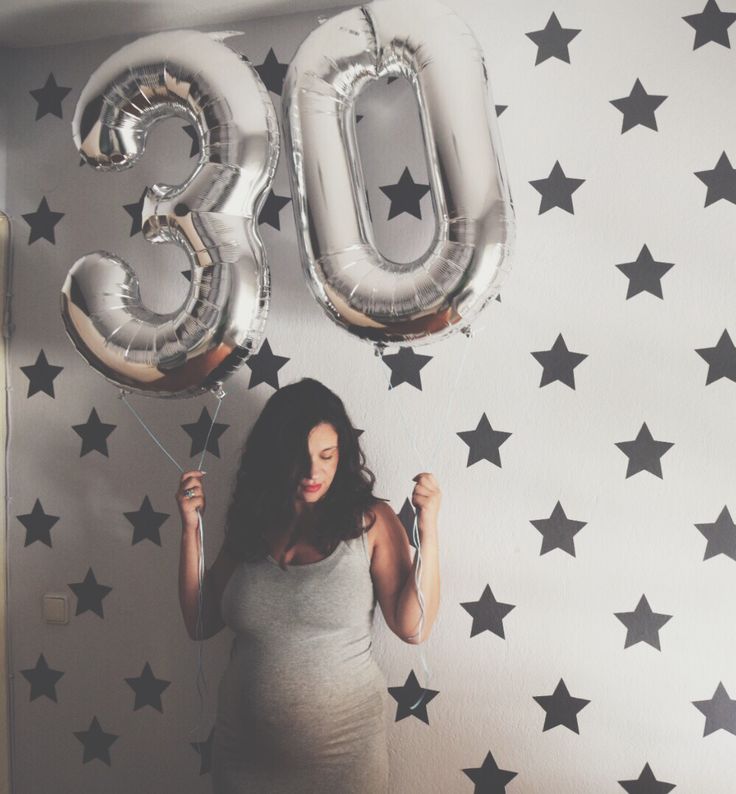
[3,1,736,792]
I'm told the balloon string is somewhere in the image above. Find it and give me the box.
[374,323,480,710]
[118,391,184,473]
[117,386,227,739]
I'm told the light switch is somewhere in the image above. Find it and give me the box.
[43,594,68,625]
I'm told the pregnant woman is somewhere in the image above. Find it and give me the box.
[176,377,442,793]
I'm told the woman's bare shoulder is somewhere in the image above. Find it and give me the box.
[364,501,397,559]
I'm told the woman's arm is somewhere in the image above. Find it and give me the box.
[395,521,440,644]
[370,495,441,645]
[396,472,441,643]
[179,522,222,640]
[176,469,232,641]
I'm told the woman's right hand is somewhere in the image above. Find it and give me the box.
[176,470,206,530]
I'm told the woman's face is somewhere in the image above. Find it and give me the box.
[295,422,340,506]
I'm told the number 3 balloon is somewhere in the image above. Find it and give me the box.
[61,29,279,398]
[282,0,516,347]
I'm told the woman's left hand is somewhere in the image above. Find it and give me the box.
[411,472,441,531]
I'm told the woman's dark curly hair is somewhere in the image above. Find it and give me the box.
[223,377,387,569]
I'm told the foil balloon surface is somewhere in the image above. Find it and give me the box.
[282,0,516,347]
[62,29,279,398]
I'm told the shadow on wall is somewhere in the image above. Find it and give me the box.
[0,1,168,49]
[0,0,354,49]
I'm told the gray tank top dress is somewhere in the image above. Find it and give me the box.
[212,514,389,793]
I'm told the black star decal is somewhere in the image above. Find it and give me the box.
[20,653,64,701]
[457,413,512,467]
[530,501,587,556]
[182,124,200,158]
[618,762,676,794]
[529,161,585,214]
[181,407,230,458]
[460,584,515,639]
[258,189,292,230]
[530,333,587,388]
[72,408,116,457]
[20,349,63,398]
[73,716,119,765]
[615,244,675,299]
[610,79,667,133]
[533,678,590,733]
[379,167,430,220]
[614,423,674,478]
[398,498,418,547]
[16,498,60,547]
[382,347,433,390]
[694,505,736,562]
[124,662,171,711]
[190,727,215,775]
[68,567,112,618]
[387,669,439,722]
[692,682,736,736]
[694,151,736,206]
[614,594,672,650]
[123,495,170,546]
[695,329,736,383]
[525,12,581,64]
[22,196,64,244]
[683,0,736,49]
[245,338,290,389]
[29,73,71,120]
[462,750,518,792]
[255,48,289,95]
[123,188,148,236]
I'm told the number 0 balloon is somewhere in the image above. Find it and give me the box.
[62,29,279,398]
[282,0,516,347]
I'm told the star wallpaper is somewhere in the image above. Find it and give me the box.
[2,0,736,791]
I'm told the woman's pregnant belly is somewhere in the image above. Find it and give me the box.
[215,636,387,768]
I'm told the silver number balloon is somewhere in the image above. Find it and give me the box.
[62,29,279,398]
[282,0,515,347]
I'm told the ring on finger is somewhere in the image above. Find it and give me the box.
[184,488,196,498]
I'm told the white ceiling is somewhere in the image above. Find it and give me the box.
[0,0,353,48]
